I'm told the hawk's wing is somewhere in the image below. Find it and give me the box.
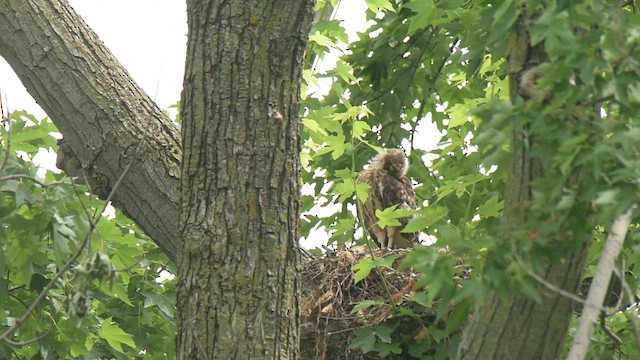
[379,175,418,246]
[357,171,418,248]
[357,171,386,247]
[380,176,417,212]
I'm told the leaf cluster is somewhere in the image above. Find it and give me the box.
[302,0,640,358]
[0,112,176,359]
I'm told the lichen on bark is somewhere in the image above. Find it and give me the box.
[176,1,315,359]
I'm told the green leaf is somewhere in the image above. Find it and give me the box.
[376,342,402,357]
[0,278,9,298]
[333,179,356,202]
[379,255,398,268]
[308,31,336,48]
[334,60,356,84]
[365,0,395,13]
[59,318,91,357]
[410,291,432,308]
[353,255,397,284]
[477,195,503,218]
[445,300,471,335]
[518,278,543,304]
[556,189,576,210]
[52,214,75,265]
[143,292,176,318]
[356,182,370,203]
[374,324,395,343]
[349,327,376,353]
[404,1,441,33]
[403,206,448,232]
[375,205,412,229]
[595,189,620,205]
[353,257,374,284]
[29,273,48,293]
[403,216,430,233]
[325,132,347,160]
[102,282,134,307]
[351,299,383,314]
[352,120,371,138]
[448,98,483,128]
[99,317,136,354]
[302,118,328,135]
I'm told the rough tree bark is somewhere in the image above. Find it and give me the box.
[0,0,181,260]
[457,12,592,360]
[175,0,314,359]
[1,0,315,357]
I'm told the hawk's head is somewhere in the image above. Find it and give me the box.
[371,148,408,180]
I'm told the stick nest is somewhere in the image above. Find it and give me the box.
[300,246,447,360]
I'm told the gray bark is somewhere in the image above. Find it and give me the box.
[175,0,314,359]
[457,12,593,360]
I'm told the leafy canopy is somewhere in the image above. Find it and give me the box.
[304,0,640,358]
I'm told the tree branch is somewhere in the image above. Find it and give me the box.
[0,0,181,260]
[567,205,636,360]
[615,266,640,351]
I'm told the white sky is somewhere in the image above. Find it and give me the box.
[0,0,369,117]
[1,0,188,116]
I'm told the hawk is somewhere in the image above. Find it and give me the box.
[356,149,418,249]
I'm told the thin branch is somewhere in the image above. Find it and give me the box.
[409,98,426,153]
[581,94,615,106]
[568,205,635,360]
[0,93,12,173]
[0,174,66,188]
[604,258,627,316]
[0,219,93,343]
[114,256,147,273]
[327,323,375,336]
[8,293,30,310]
[3,329,52,346]
[91,139,144,224]
[0,140,143,344]
[615,267,640,351]
[599,313,622,346]
[514,254,589,305]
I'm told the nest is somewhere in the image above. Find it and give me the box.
[300,246,448,360]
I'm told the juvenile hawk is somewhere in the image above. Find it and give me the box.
[356,149,418,249]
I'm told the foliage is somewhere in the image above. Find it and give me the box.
[303,0,640,358]
[566,308,640,360]
[4,0,640,358]
[302,1,507,356]
[0,111,176,359]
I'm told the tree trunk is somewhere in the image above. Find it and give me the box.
[175,0,314,359]
[457,13,592,360]
[0,0,181,260]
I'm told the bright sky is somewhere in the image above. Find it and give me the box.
[0,0,369,117]
[1,0,188,116]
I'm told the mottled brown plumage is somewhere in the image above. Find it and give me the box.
[356,149,418,249]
